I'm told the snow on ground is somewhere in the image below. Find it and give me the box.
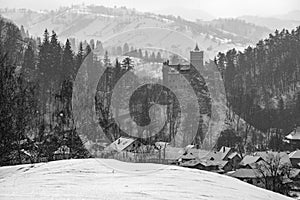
[0,158,293,200]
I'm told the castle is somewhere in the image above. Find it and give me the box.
[162,44,204,90]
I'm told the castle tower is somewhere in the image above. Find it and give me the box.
[162,60,169,86]
[190,44,203,71]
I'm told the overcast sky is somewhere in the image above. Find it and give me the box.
[1,0,299,18]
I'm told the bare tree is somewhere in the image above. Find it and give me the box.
[255,153,292,195]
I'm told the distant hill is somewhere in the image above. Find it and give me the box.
[153,7,215,21]
[239,15,300,31]
[0,5,271,59]
[275,10,300,21]
[207,18,270,43]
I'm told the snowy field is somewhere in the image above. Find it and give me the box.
[0,158,293,200]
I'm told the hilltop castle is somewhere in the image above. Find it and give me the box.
[162,44,204,90]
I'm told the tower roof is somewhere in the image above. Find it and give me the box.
[194,43,199,51]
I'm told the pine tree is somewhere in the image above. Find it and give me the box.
[96,40,104,55]
[156,52,162,62]
[49,31,62,86]
[123,43,129,54]
[150,52,156,62]
[38,29,50,79]
[23,43,35,71]
[121,57,134,71]
[76,42,84,69]
[89,39,95,50]
[138,49,143,59]
[61,39,74,80]
[103,51,111,67]
[20,25,26,38]
[116,46,122,55]
[144,50,149,62]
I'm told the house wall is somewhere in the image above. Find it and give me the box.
[124,141,142,152]
[240,178,265,188]
[230,156,242,170]
[291,158,300,168]
[223,163,233,172]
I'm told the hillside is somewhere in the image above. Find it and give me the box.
[238,15,300,32]
[0,5,271,59]
[215,26,300,148]
[0,158,293,200]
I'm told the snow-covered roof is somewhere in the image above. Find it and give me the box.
[289,150,300,159]
[228,168,263,179]
[228,152,241,160]
[180,153,196,160]
[219,146,232,160]
[254,151,290,165]
[205,160,229,168]
[285,127,300,140]
[186,148,210,159]
[202,146,233,161]
[54,145,70,155]
[104,137,136,152]
[180,159,228,169]
[240,155,263,166]
[180,160,202,167]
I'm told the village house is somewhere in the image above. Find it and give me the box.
[227,167,293,193]
[289,150,300,168]
[53,145,70,160]
[227,168,266,187]
[285,126,300,149]
[104,137,143,153]
[201,146,242,170]
[178,146,241,173]
[239,155,264,169]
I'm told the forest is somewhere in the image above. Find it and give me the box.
[215,26,300,151]
[0,16,198,166]
[2,12,300,166]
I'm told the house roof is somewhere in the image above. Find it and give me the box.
[186,149,210,159]
[227,169,263,179]
[228,152,241,160]
[254,151,290,165]
[180,159,228,169]
[104,137,136,152]
[240,155,262,166]
[205,160,229,168]
[218,146,232,160]
[180,160,203,167]
[285,127,300,140]
[289,150,300,159]
[289,168,300,178]
[202,146,232,161]
[194,43,200,51]
[180,153,196,160]
[54,145,70,154]
[164,147,185,160]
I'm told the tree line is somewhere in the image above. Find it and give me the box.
[0,18,96,165]
[0,17,168,165]
[215,26,300,151]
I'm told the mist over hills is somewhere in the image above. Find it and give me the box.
[0,4,273,59]
[238,15,300,31]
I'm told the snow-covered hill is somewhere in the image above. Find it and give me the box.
[0,159,293,199]
[0,5,270,59]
